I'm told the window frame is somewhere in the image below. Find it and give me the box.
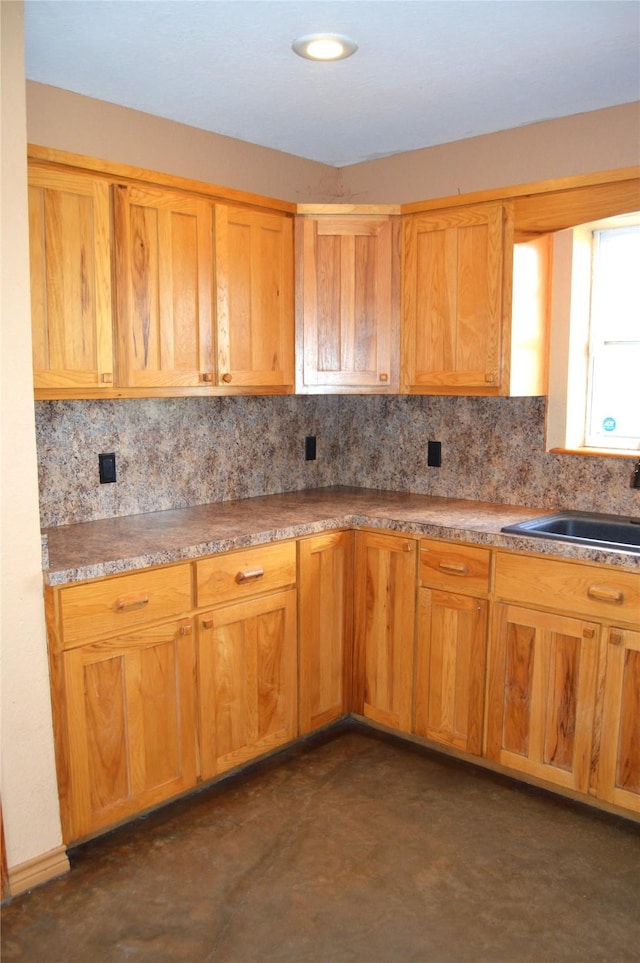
[546,212,640,460]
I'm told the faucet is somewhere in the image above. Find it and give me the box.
[633,460,640,489]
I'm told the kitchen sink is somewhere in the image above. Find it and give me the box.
[501,511,640,554]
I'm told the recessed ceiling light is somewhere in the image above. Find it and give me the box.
[292,33,358,62]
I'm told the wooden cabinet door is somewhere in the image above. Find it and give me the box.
[197,589,297,778]
[353,531,417,732]
[298,531,353,734]
[214,206,294,388]
[61,618,197,841]
[414,589,487,755]
[486,603,600,793]
[402,203,507,393]
[297,215,399,390]
[113,183,214,388]
[596,627,640,814]
[28,167,114,392]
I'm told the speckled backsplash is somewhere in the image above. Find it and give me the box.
[35,395,639,528]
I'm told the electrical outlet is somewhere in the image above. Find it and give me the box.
[99,452,117,483]
[427,441,442,468]
[305,436,317,461]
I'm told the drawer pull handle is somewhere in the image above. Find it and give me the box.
[236,567,265,584]
[587,585,624,604]
[439,561,468,576]
[115,593,150,611]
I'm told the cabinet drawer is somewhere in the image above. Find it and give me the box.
[196,541,296,607]
[420,539,491,596]
[58,564,192,648]
[495,552,640,624]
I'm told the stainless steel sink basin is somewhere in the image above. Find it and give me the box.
[501,511,640,554]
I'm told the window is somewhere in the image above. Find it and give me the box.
[584,224,640,449]
[546,213,640,457]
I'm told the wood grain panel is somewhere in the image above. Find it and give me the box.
[415,588,487,754]
[596,627,640,813]
[62,618,197,841]
[487,603,600,793]
[495,552,640,625]
[58,564,192,648]
[196,541,296,608]
[353,531,417,732]
[198,589,297,778]
[419,539,491,596]
[28,168,113,389]
[298,532,353,734]
[402,203,505,392]
[114,183,214,388]
[297,215,399,390]
[215,206,294,388]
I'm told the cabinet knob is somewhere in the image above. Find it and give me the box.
[403,541,414,553]
[236,567,265,583]
[221,373,232,383]
[587,585,624,604]
[609,631,623,646]
[201,372,214,383]
[438,560,469,576]
[100,373,113,384]
[379,373,389,383]
[179,622,192,636]
[115,593,149,611]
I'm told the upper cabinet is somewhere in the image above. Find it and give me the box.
[401,201,550,396]
[28,167,114,391]
[28,149,637,400]
[295,208,400,392]
[113,183,215,389]
[215,206,294,389]
[28,153,296,399]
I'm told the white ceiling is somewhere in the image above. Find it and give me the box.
[24,0,640,168]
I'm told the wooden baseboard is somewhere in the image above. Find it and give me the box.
[7,845,69,898]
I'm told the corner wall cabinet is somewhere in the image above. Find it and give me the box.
[295,209,400,392]
[45,529,639,844]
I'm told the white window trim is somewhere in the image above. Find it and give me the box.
[546,214,640,460]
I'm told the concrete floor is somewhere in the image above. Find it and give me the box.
[2,724,639,963]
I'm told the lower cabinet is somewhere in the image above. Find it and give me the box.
[58,617,198,840]
[415,589,488,755]
[595,626,640,814]
[298,531,353,734]
[353,530,417,732]
[414,539,491,755]
[197,590,297,779]
[46,532,639,844]
[485,603,600,793]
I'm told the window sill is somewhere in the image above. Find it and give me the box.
[549,447,640,460]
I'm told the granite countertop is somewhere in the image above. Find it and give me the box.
[42,486,640,586]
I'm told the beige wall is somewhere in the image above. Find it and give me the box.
[1,5,65,872]
[27,83,639,206]
[339,102,640,203]
[26,81,342,203]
